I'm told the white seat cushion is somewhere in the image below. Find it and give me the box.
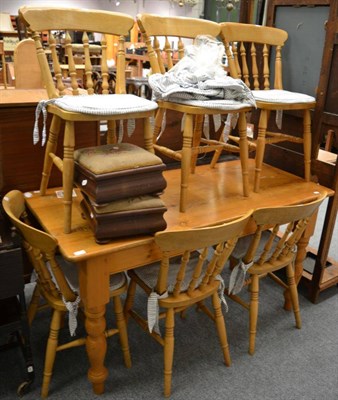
[52,93,158,115]
[252,89,315,104]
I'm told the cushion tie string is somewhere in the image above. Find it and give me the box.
[147,290,168,335]
[276,109,283,130]
[62,295,81,337]
[33,99,56,146]
[215,274,228,312]
[228,260,254,295]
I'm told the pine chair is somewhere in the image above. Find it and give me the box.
[218,22,316,192]
[2,190,131,398]
[136,14,255,212]
[124,210,252,397]
[19,6,158,233]
[224,192,327,355]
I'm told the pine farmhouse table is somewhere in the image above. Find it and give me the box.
[25,159,333,395]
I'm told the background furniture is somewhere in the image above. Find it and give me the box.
[13,38,44,89]
[0,204,34,396]
[0,40,7,88]
[264,0,338,302]
[0,89,100,196]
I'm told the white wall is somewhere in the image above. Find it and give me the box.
[1,0,204,19]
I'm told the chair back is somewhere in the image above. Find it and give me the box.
[18,6,135,98]
[242,192,327,269]
[136,13,220,75]
[219,22,288,90]
[153,211,252,296]
[14,38,44,89]
[2,190,77,306]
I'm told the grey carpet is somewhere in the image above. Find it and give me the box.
[0,274,337,400]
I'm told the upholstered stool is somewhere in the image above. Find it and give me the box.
[74,143,167,204]
[80,193,167,243]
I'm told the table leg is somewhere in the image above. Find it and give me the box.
[85,306,108,394]
[78,257,110,394]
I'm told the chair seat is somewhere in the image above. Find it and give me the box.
[74,143,163,174]
[162,98,254,111]
[252,89,315,104]
[134,252,208,293]
[57,256,126,292]
[51,93,158,115]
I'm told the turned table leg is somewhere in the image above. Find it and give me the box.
[85,306,108,394]
[78,257,110,394]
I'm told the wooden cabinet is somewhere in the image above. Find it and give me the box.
[0,89,100,195]
[263,0,338,302]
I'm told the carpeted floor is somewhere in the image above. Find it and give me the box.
[0,270,337,400]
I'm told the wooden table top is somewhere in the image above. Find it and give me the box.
[25,159,333,267]
[0,88,48,107]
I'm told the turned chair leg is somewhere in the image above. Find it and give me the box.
[249,274,259,355]
[180,114,193,213]
[212,292,231,366]
[254,110,268,193]
[41,310,62,398]
[286,263,302,329]
[163,308,175,398]
[62,121,75,234]
[113,295,132,368]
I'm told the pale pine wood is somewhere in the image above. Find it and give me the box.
[23,160,332,395]
[125,210,252,397]
[0,40,7,89]
[18,6,157,234]
[2,190,131,398]
[136,13,253,212]
[219,22,315,192]
[226,192,327,355]
[14,39,44,89]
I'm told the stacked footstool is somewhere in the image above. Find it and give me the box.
[74,143,167,243]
